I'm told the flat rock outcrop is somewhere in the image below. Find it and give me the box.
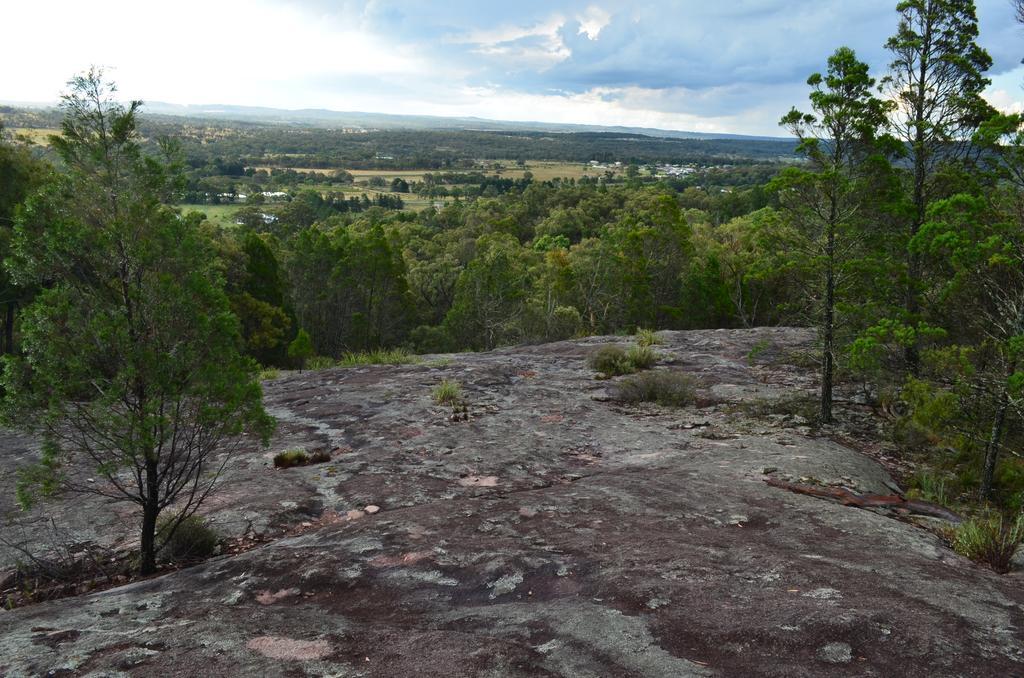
[1,328,1022,677]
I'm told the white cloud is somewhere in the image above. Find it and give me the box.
[577,6,611,40]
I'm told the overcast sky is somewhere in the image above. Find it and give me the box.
[3,0,1023,136]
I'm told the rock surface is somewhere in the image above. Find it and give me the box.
[1,328,1022,677]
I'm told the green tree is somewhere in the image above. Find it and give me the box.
[776,47,894,423]
[445,233,532,349]
[882,0,993,369]
[288,328,314,371]
[286,222,412,355]
[3,70,274,575]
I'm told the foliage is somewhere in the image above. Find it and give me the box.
[432,379,463,405]
[952,513,1024,573]
[613,370,697,407]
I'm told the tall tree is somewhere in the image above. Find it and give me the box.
[882,0,993,369]
[776,47,894,423]
[3,70,274,575]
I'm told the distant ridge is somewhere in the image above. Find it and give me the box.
[2,99,790,143]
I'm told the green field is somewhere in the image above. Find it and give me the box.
[177,203,242,228]
[9,127,60,145]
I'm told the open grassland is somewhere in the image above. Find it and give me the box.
[8,127,61,145]
[177,203,242,228]
[250,160,614,185]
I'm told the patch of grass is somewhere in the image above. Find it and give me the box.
[305,356,338,370]
[907,471,952,506]
[157,515,219,564]
[176,203,242,229]
[433,379,463,405]
[588,343,660,377]
[635,328,663,347]
[338,348,419,367]
[273,448,331,469]
[626,344,658,370]
[952,513,1024,573]
[747,339,771,366]
[588,345,637,377]
[613,370,697,407]
[259,367,281,380]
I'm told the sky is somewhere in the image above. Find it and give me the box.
[2,0,1023,136]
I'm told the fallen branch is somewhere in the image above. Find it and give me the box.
[765,477,963,524]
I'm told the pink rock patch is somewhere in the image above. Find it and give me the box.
[346,509,367,520]
[458,475,498,487]
[368,551,432,567]
[255,588,300,605]
[247,635,331,661]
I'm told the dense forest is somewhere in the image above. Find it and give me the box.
[3,0,1024,572]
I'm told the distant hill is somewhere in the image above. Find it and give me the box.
[2,99,790,142]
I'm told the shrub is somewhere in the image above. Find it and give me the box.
[588,345,636,377]
[635,328,663,347]
[433,379,463,405]
[952,513,1024,573]
[613,370,697,407]
[157,515,219,563]
[626,344,658,370]
[273,448,331,469]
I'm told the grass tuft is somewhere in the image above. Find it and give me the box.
[626,344,658,370]
[635,328,664,347]
[952,513,1024,573]
[432,379,463,405]
[338,348,419,367]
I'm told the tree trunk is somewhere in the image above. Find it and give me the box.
[139,459,160,575]
[821,206,837,425]
[821,264,834,425]
[981,386,1011,501]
